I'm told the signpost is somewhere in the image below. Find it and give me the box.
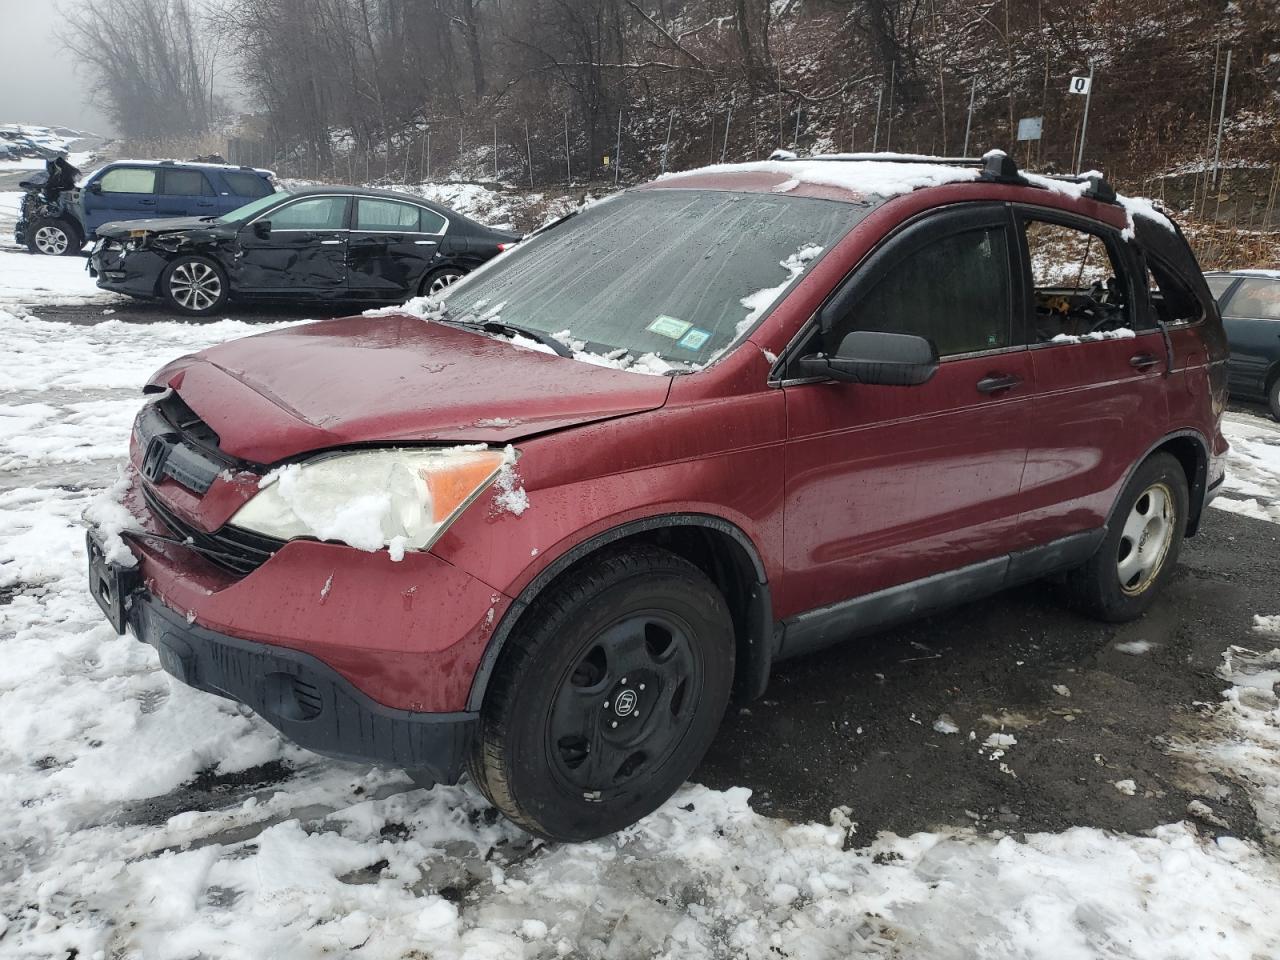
[1069,65,1095,173]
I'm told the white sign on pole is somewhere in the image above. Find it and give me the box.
[1016,117,1043,141]
[1068,76,1092,95]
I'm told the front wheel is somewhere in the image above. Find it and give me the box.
[1065,452,1188,622]
[1268,376,1280,422]
[469,546,735,841]
[28,217,83,256]
[161,255,228,316]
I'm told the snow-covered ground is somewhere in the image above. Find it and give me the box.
[1,305,1279,955]
[0,248,119,309]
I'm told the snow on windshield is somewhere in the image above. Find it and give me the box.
[736,243,825,339]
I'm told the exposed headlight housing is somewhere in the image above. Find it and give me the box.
[230,446,509,559]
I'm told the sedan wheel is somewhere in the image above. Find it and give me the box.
[425,269,464,296]
[163,257,228,316]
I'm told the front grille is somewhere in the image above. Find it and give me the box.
[136,391,243,495]
[142,483,282,576]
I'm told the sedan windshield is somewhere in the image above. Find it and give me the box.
[442,190,870,367]
[217,190,292,223]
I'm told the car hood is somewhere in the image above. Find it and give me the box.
[148,312,672,463]
[97,216,230,238]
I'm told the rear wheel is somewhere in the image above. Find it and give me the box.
[1268,376,1280,421]
[469,546,734,841]
[419,266,465,297]
[28,217,82,256]
[161,255,228,316]
[1065,452,1188,622]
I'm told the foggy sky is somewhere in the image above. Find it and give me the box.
[0,2,115,134]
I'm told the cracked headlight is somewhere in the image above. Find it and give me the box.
[231,446,509,557]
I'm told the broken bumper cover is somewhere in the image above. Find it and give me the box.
[89,242,166,298]
[127,590,478,783]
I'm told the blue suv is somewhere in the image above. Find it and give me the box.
[18,159,275,256]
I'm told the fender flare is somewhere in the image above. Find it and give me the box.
[465,512,772,712]
[1111,428,1211,536]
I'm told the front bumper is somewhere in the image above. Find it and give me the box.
[92,536,478,783]
[89,241,166,298]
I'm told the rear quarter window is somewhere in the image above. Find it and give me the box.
[222,171,273,198]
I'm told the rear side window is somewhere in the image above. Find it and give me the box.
[99,167,156,194]
[268,197,347,230]
[1222,278,1280,321]
[160,169,213,196]
[835,227,1012,357]
[222,171,272,198]
[419,207,447,233]
[1204,275,1236,304]
[356,198,422,231]
[1022,218,1136,339]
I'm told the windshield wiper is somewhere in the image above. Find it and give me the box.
[478,319,574,358]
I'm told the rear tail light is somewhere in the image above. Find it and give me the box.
[497,242,510,252]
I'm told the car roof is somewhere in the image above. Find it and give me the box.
[643,151,1136,230]
[1204,269,1280,280]
[102,159,274,176]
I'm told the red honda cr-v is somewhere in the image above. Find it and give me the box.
[88,151,1229,841]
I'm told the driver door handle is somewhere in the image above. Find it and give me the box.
[319,239,343,245]
[976,373,1023,394]
[1129,353,1160,370]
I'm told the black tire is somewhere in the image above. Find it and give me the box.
[27,217,83,256]
[161,255,229,317]
[469,545,735,841]
[1268,376,1280,422]
[1065,452,1189,623]
[419,266,466,298]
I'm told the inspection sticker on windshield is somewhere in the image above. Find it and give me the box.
[676,328,711,350]
[647,315,692,339]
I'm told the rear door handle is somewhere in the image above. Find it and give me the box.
[319,239,343,245]
[1129,353,1161,370]
[976,373,1022,394]
[413,239,437,245]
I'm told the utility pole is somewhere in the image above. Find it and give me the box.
[525,120,533,188]
[1074,62,1095,174]
[564,110,571,184]
[721,105,733,163]
[660,108,674,173]
[1212,49,1232,188]
[872,87,883,151]
[963,77,976,156]
[493,122,498,180]
[885,61,896,151]
[614,109,623,185]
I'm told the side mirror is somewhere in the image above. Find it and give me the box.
[87,181,102,195]
[252,220,272,240]
[797,330,939,386]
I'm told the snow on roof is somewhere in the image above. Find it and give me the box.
[664,154,981,199]
[105,158,275,175]
[666,151,1175,240]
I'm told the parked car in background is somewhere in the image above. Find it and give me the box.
[1204,270,1280,419]
[87,152,1226,841]
[17,158,275,256]
[89,185,520,315]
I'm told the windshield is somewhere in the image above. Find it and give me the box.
[442,190,868,366]
[217,190,291,223]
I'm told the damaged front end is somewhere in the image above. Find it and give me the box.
[14,155,80,247]
[90,219,235,298]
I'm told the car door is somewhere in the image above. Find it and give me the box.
[156,167,218,218]
[1014,207,1169,546]
[1218,277,1280,399]
[780,203,1033,647]
[82,166,158,233]
[347,198,446,299]
[235,195,349,294]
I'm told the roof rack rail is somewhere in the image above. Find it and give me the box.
[1038,171,1118,204]
[770,149,1026,185]
[768,148,1121,205]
